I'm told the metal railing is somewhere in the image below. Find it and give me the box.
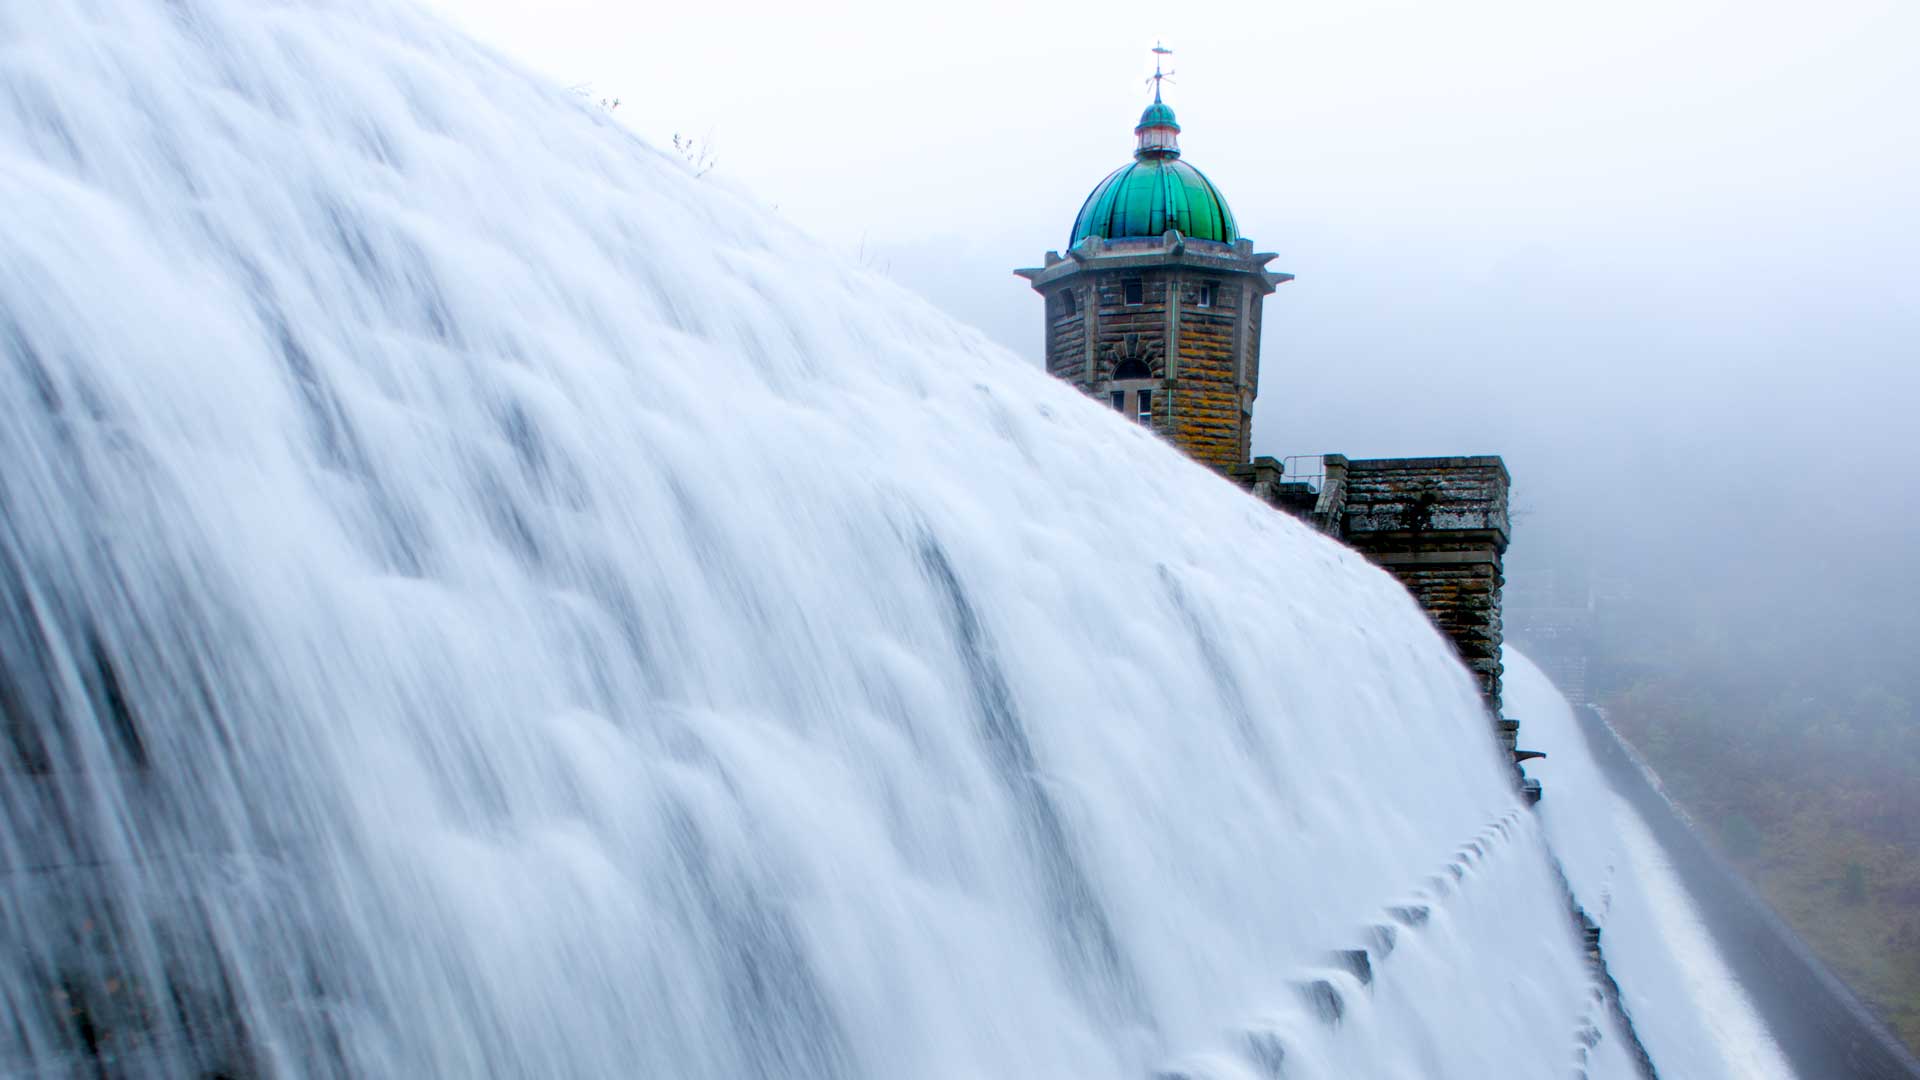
[1281,454,1326,493]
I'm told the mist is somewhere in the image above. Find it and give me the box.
[771,0,1920,673]
[416,0,1920,625]
[425,0,1920,1041]
[428,0,1920,726]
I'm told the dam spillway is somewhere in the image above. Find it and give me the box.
[0,2,1855,1076]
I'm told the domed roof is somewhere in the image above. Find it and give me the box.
[1070,158,1237,246]
[1136,101,1180,132]
[1070,98,1238,246]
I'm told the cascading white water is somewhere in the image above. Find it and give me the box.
[4,2,1628,1076]
[1510,653,1800,1079]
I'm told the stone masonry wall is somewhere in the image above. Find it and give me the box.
[1373,554,1504,699]
[1091,273,1169,389]
[1239,292,1262,462]
[1020,240,1282,474]
[1333,456,1511,713]
[1339,457,1510,537]
[1040,267,1262,469]
[1043,286,1086,383]
[1169,277,1245,470]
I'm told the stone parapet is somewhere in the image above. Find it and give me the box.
[1227,456,1326,520]
[1336,456,1511,544]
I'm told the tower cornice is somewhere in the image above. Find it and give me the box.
[1015,233,1291,293]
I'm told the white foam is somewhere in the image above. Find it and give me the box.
[1511,650,1797,1079]
[0,2,1699,1075]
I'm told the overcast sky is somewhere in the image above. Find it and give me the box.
[423,0,1918,609]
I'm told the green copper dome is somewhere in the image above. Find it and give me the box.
[1069,98,1238,246]
[1070,159,1237,245]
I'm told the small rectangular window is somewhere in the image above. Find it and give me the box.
[1136,389,1153,425]
[1197,284,1214,308]
[1111,391,1125,412]
[1123,280,1144,305]
[1059,289,1076,316]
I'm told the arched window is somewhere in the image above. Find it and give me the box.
[1109,354,1157,428]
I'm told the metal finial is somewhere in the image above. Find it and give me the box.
[1149,42,1173,103]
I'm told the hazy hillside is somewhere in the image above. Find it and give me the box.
[1578,567,1920,1053]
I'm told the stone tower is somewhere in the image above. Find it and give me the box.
[1015,91,1293,470]
[1014,68,1527,785]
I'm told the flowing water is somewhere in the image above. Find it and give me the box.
[1510,652,1796,1080]
[1516,651,1920,1080]
[2,2,1693,1076]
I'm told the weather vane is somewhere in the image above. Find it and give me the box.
[1148,41,1174,102]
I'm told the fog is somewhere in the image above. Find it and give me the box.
[427,0,1918,658]
[420,0,1904,645]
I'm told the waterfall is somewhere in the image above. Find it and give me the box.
[6,2,1640,1076]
